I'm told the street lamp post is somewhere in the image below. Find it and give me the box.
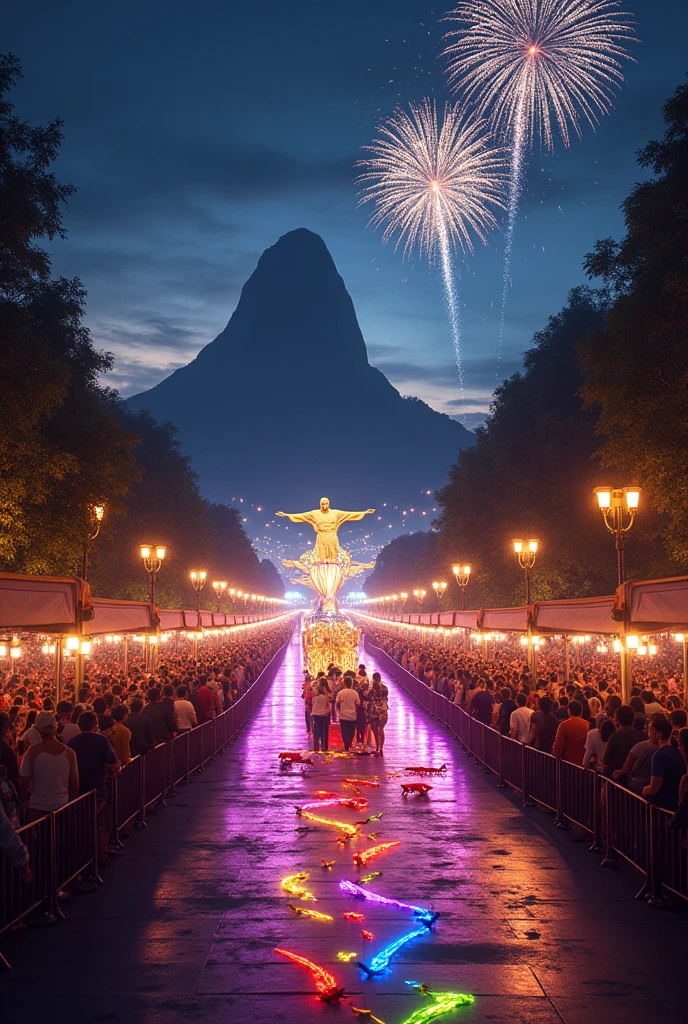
[190,570,207,659]
[432,581,447,612]
[212,580,227,613]
[413,588,426,613]
[594,487,641,587]
[82,504,105,580]
[451,563,471,611]
[512,539,539,605]
[400,591,408,615]
[140,544,166,671]
[228,588,236,614]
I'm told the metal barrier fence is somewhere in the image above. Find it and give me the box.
[367,639,688,906]
[0,639,289,953]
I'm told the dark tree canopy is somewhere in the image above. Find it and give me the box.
[580,78,688,563]
[0,56,276,601]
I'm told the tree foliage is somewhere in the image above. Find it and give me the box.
[0,54,138,572]
[0,54,281,601]
[369,286,677,605]
[580,79,688,563]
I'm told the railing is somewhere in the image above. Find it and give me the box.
[0,638,290,955]
[367,639,688,906]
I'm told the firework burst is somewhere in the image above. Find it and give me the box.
[356,100,506,405]
[442,0,636,148]
[442,0,635,381]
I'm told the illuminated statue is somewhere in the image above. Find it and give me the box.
[275,498,375,562]
[276,497,376,673]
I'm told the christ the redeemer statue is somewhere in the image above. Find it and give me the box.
[275,498,375,562]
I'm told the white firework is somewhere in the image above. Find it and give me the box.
[356,100,507,409]
[356,99,507,261]
[442,0,636,149]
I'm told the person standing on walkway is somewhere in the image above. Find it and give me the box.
[311,680,332,753]
[126,699,155,757]
[336,675,360,752]
[643,717,686,811]
[142,687,177,744]
[552,700,589,765]
[19,712,79,823]
[509,693,533,743]
[470,680,494,726]
[68,711,120,863]
[368,673,389,757]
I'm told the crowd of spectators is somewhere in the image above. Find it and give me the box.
[365,623,688,818]
[0,620,294,871]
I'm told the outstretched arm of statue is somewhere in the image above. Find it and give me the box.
[336,508,376,524]
[275,511,312,524]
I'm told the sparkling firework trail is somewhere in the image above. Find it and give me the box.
[442,0,635,381]
[398,992,475,1024]
[356,925,429,977]
[339,879,439,926]
[280,872,316,901]
[274,948,345,1002]
[353,841,402,867]
[356,100,506,411]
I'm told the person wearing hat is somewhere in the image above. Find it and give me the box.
[19,712,79,824]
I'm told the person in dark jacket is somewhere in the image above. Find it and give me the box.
[126,698,155,756]
[142,688,177,744]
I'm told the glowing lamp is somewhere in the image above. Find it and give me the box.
[0,645,6,657]
[80,641,91,656]
[10,646,21,659]
[625,634,640,650]
[625,488,640,511]
[66,636,80,651]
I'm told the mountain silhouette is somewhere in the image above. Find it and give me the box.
[128,228,473,514]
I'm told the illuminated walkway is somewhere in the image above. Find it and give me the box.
[1,628,683,1023]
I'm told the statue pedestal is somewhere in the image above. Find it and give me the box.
[302,613,360,676]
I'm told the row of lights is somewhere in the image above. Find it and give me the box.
[352,611,686,659]
[364,486,641,611]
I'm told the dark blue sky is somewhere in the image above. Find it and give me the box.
[5,1,687,427]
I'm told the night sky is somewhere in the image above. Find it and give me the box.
[5,1,687,428]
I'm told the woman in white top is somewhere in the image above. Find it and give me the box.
[582,718,616,770]
[336,676,360,752]
[311,682,332,753]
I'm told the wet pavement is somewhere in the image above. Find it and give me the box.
[2,626,684,1023]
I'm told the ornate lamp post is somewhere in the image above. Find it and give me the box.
[82,504,105,580]
[400,591,408,614]
[140,544,166,672]
[413,588,426,612]
[594,486,641,587]
[432,581,447,612]
[140,544,167,606]
[190,570,207,660]
[228,587,236,614]
[512,539,539,605]
[212,580,227,612]
[451,563,471,611]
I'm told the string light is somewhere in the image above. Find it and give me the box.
[337,951,360,962]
